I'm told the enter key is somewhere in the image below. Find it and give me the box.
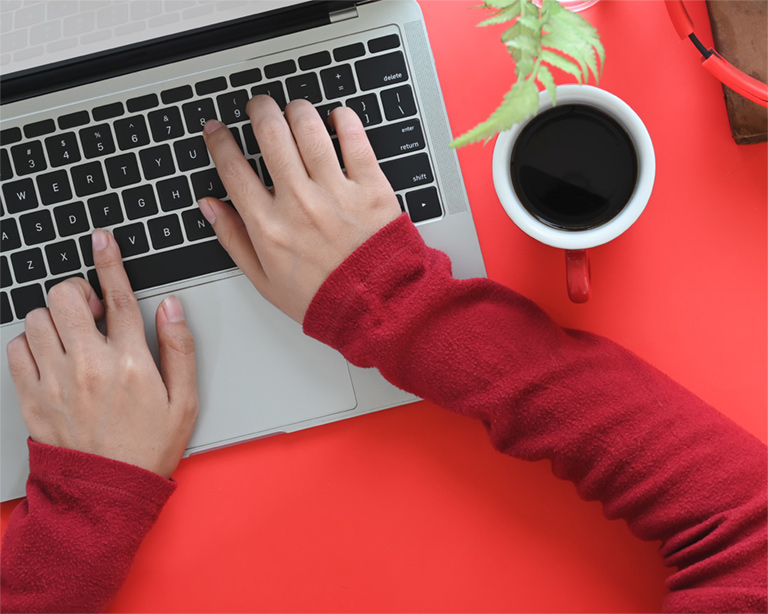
[365,118,425,161]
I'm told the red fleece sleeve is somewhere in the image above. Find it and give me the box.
[304,214,767,613]
[0,439,175,613]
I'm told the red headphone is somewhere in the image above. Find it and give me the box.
[665,0,768,107]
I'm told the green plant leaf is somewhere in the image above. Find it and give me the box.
[539,49,583,84]
[536,64,557,101]
[451,0,604,149]
[449,79,539,148]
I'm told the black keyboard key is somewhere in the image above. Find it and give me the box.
[286,72,322,104]
[320,65,356,100]
[1,256,11,288]
[191,168,226,200]
[45,273,85,293]
[58,111,90,130]
[71,161,107,197]
[259,158,273,188]
[114,116,150,150]
[346,94,382,127]
[299,51,331,70]
[368,34,401,53]
[406,186,442,223]
[381,85,417,120]
[173,136,209,172]
[113,223,150,258]
[182,99,217,134]
[87,193,124,228]
[79,124,116,158]
[251,82,286,110]
[1,292,11,324]
[3,178,39,213]
[24,119,55,139]
[45,239,81,275]
[96,239,234,294]
[148,107,185,142]
[53,201,90,237]
[123,184,158,220]
[11,284,46,320]
[334,42,365,62]
[139,144,176,180]
[127,94,159,113]
[196,77,227,96]
[182,208,215,241]
[365,118,425,160]
[229,126,244,152]
[45,133,82,167]
[37,170,73,205]
[230,67,262,87]
[241,123,260,155]
[1,218,21,252]
[105,153,141,188]
[217,90,249,124]
[19,209,56,245]
[11,141,47,176]
[379,152,433,191]
[11,248,47,283]
[316,103,343,133]
[161,85,193,104]
[148,214,184,249]
[0,127,22,145]
[1,149,12,181]
[355,52,408,91]
[156,176,193,211]
[92,102,124,121]
[79,235,94,267]
[265,59,296,79]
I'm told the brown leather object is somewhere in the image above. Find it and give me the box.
[706,0,768,144]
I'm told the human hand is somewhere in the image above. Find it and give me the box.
[6,230,199,478]
[199,96,402,324]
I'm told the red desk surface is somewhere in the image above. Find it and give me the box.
[2,1,765,611]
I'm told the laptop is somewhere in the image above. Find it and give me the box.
[0,0,487,502]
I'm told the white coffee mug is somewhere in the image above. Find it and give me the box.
[492,85,655,302]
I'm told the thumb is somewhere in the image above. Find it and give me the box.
[156,295,199,419]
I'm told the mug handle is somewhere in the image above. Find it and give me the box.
[565,249,591,303]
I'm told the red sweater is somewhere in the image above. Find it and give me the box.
[2,214,766,612]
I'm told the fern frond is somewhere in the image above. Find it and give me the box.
[449,80,539,148]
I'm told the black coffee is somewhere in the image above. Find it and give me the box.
[510,104,638,231]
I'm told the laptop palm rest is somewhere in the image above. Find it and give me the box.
[138,273,358,450]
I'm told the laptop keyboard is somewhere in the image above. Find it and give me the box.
[0,30,445,325]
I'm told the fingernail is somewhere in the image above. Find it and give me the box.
[197,198,216,225]
[203,119,223,135]
[162,295,186,323]
[92,229,109,251]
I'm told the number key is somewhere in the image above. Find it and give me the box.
[148,107,185,142]
[182,98,217,134]
[45,132,82,167]
[217,89,249,124]
[79,124,116,158]
[1,149,13,181]
[10,141,47,176]
[114,116,150,150]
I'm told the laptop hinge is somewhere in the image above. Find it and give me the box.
[329,5,358,23]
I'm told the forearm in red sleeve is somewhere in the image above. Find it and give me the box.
[0,439,175,613]
[304,214,767,613]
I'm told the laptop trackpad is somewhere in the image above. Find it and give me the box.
[138,274,357,449]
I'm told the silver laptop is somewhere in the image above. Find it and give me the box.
[0,0,486,501]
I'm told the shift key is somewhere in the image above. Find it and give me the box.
[379,153,433,191]
[355,51,408,91]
